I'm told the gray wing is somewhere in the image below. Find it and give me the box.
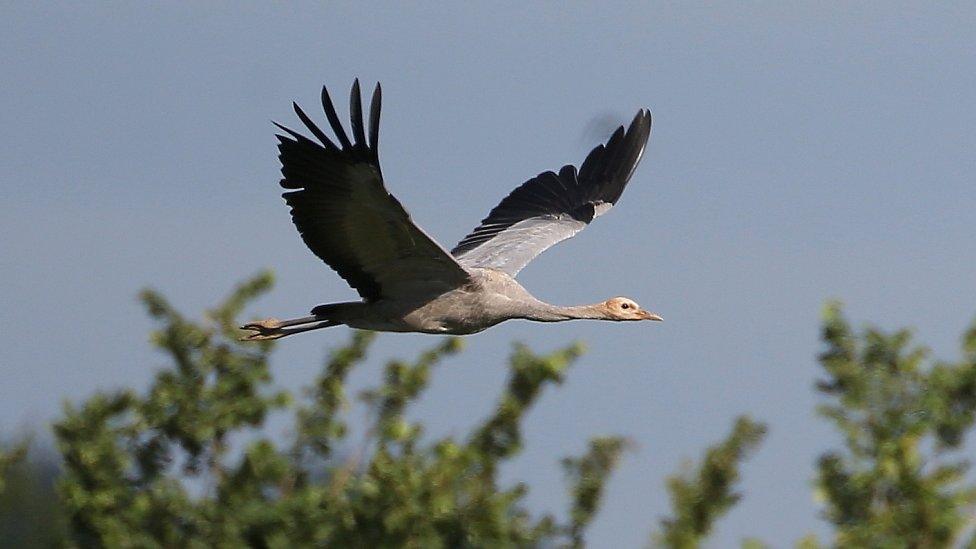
[275,80,470,303]
[451,109,651,277]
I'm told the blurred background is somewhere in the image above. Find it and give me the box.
[2,3,975,546]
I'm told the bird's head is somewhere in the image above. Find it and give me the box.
[602,297,663,322]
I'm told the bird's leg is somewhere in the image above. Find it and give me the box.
[242,315,320,331]
[239,315,334,341]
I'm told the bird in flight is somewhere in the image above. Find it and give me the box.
[241,80,659,340]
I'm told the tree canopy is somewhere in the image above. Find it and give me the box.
[2,274,975,547]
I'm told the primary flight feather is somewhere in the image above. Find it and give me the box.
[242,80,660,340]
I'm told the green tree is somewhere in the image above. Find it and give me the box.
[0,441,26,496]
[51,272,694,547]
[0,440,67,546]
[34,272,976,547]
[652,416,767,548]
[809,303,976,548]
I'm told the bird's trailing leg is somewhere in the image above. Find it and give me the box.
[239,315,338,341]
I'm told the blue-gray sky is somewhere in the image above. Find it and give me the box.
[2,3,975,546]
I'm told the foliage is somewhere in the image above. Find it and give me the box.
[809,302,976,548]
[49,272,638,547]
[17,273,976,547]
[562,436,632,547]
[0,441,27,496]
[652,417,767,548]
[0,440,67,546]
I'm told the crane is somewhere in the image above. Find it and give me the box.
[241,81,660,340]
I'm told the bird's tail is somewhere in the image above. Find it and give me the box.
[310,301,363,321]
[310,303,344,317]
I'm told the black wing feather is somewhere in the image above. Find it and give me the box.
[349,79,368,152]
[292,102,339,152]
[320,85,353,150]
[368,83,382,159]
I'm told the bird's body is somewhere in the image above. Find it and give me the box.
[315,268,539,334]
[241,81,660,340]
[322,268,635,335]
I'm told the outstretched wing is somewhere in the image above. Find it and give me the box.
[275,80,470,303]
[451,109,651,277]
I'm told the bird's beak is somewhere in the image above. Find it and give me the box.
[639,310,664,321]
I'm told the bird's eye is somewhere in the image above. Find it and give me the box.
[621,303,630,309]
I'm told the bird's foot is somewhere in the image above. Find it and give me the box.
[239,318,285,341]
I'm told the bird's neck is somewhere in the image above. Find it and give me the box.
[523,301,608,322]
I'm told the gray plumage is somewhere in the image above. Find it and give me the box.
[241,81,660,341]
